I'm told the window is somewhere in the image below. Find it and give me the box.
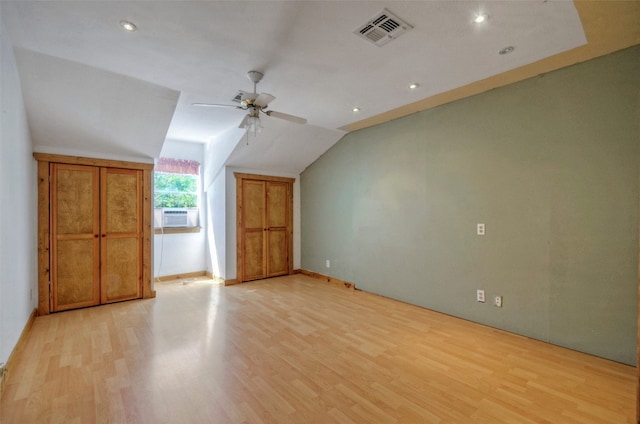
[154,158,200,229]
[155,172,198,208]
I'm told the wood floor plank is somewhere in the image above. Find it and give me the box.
[1,274,635,423]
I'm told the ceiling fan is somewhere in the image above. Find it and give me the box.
[193,70,307,134]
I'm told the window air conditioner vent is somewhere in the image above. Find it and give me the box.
[354,9,413,47]
[162,209,189,227]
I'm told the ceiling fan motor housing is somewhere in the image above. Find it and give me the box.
[240,92,259,108]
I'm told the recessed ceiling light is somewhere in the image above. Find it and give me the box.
[474,14,488,24]
[499,46,515,55]
[352,107,360,112]
[120,20,137,32]
[409,83,419,90]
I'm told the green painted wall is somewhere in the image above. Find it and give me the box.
[301,46,640,365]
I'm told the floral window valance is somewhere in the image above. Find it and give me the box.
[156,158,200,175]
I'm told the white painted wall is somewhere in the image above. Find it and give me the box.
[154,231,206,277]
[204,170,226,279]
[202,127,244,190]
[201,127,244,280]
[154,139,206,277]
[224,166,301,281]
[0,22,38,364]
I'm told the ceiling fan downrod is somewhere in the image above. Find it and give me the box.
[247,70,263,95]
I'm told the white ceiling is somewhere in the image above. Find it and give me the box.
[1,1,586,173]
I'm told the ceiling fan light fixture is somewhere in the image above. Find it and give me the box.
[250,116,263,133]
[240,114,262,134]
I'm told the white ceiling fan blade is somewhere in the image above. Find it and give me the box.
[254,93,275,108]
[238,114,251,129]
[192,103,242,109]
[265,110,307,125]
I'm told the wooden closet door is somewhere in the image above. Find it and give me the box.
[101,168,142,303]
[237,173,293,283]
[51,164,100,311]
[241,179,267,281]
[266,181,289,277]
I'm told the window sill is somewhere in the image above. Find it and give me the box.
[154,227,201,235]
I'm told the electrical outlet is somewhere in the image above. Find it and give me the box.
[494,296,503,307]
[476,289,485,303]
[325,259,331,268]
[477,223,485,235]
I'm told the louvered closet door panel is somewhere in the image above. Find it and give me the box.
[242,180,266,281]
[51,164,100,311]
[266,182,289,277]
[101,168,142,303]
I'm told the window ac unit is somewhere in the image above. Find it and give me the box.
[162,209,189,227]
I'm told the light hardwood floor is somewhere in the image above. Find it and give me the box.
[1,274,635,423]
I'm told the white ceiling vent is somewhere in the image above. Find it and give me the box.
[354,9,413,47]
[232,90,249,103]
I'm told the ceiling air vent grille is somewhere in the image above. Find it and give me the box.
[232,90,249,103]
[354,9,413,47]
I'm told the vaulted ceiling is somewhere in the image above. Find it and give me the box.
[2,1,638,173]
